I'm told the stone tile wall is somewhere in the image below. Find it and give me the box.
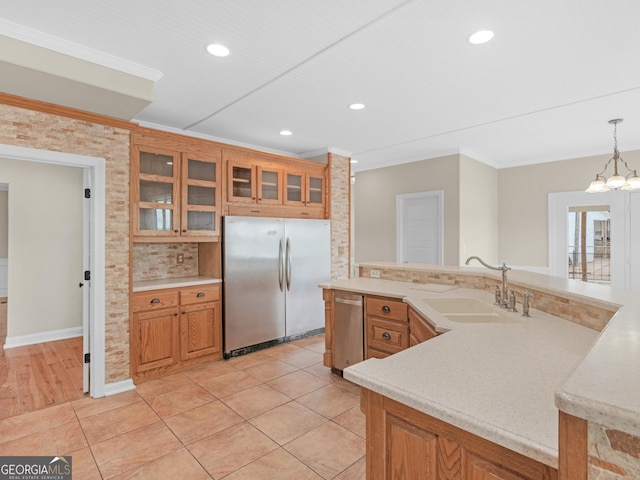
[589,422,640,479]
[132,243,199,282]
[329,153,350,280]
[359,265,615,331]
[0,102,131,383]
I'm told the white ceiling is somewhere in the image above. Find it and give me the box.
[1,0,639,172]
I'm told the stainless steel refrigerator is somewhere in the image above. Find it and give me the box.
[223,216,331,356]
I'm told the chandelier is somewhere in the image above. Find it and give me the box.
[586,119,640,192]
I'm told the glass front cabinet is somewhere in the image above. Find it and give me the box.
[133,145,221,240]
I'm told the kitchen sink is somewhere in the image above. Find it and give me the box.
[422,297,495,314]
[422,297,519,323]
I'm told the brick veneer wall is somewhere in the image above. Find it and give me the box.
[0,102,132,383]
[132,243,199,281]
[359,265,616,331]
[329,152,350,279]
[589,422,640,479]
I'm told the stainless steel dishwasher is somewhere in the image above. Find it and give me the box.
[333,291,364,370]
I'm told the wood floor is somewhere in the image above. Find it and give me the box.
[0,300,85,420]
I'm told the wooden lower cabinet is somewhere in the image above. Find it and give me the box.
[131,283,222,380]
[362,388,558,480]
[365,296,408,359]
[408,306,438,346]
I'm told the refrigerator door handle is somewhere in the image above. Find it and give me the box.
[278,238,284,292]
[285,237,292,291]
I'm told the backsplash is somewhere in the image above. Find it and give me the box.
[133,243,199,281]
[359,265,616,331]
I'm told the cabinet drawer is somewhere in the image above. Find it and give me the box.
[179,285,220,305]
[366,296,407,322]
[368,317,409,354]
[131,291,179,313]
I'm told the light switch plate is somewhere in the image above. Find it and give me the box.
[176,253,184,264]
[370,269,381,278]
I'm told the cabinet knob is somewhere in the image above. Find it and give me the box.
[196,292,205,298]
[381,305,391,313]
[182,311,186,314]
[174,230,179,233]
[182,229,187,233]
[382,332,391,340]
[150,298,160,304]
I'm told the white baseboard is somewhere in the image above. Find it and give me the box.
[4,326,82,349]
[102,379,135,397]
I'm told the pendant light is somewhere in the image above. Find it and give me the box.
[586,119,640,192]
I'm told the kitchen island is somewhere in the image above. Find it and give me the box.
[321,262,640,480]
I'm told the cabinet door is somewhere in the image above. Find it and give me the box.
[180,301,221,360]
[132,307,179,373]
[388,416,438,479]
[227,161,256,203]
[408,308,438,344]
[180,151,221,237]
[134,147,180,237]
[306,172,325,208]
[465,452,528,480]
[285,171,304,206]
[257,167,283,204]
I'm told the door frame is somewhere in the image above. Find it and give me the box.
[396,190,443,264]
[548,190,627,290]
[0,143,106,397]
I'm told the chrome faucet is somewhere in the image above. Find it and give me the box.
[465,256,511,309]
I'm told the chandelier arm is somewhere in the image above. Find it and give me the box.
[595,156,615,178]
[617,157,636,175]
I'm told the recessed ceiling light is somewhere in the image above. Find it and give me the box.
[206,43,230,57]
[349,103,366,110]
[350,159,358,164]
[280,130,292,136]
[468,30,494,45]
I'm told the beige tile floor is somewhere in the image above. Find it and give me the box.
[0,334,366,479]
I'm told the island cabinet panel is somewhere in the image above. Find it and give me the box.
[131,284,222,381]
[365,296,408,359]
[362,388,558,480]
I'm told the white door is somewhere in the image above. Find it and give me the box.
[396,191,443,264]
[82,169,91,393]
[629,191,640,291]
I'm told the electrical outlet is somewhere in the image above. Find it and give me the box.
[370,269,381,278]
[176,253,184,265]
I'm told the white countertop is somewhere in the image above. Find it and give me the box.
[320,263,640,468]
[132,276,222,292]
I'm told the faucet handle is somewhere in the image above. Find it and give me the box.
[520,291,532,317]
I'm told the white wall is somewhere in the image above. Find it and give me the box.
[459,154,499,265]
[0,157,83,338]
[0,189,7,297]
[354,154,460,266]
[499,149,640,267]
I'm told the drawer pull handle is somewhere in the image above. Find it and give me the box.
[382,332,391,340]
[196,292,205,298]
[182,311,186,314]
[150,298,161,304]
[381,305,391,313]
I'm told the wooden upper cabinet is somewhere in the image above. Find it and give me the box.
[284,166,326,210]
[227,160,283,205]
[180,152,221,238]
[132,139,221,241]
[224,148,327,218]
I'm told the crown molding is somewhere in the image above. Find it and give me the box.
[0,18,163,81]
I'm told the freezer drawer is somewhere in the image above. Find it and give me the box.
[333,292,364,370]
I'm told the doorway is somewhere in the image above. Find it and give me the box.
[549,190,626,289]
[396,191,443,264]
[0,143,106,400]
